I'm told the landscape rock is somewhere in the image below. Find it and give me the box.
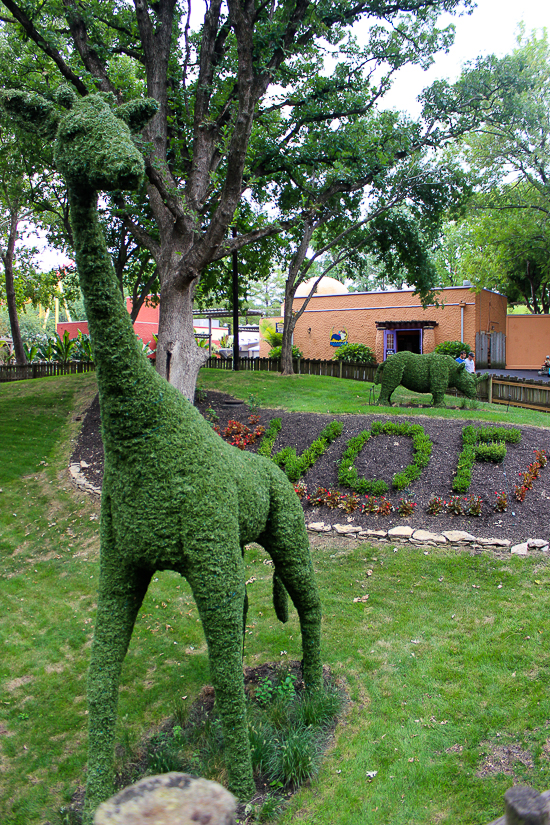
[511,543,529,556]
[411,529,447,544]
[358,529,388,538]
[333,524,362,534]
[476,538,511,547]
[94,772,236,825]
[527,538,549,550]
[307,522,332,533]
[387,525,414,538]
[442,530,477,543]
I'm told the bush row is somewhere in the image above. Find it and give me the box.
[337,420,432,494]
[453,425,522,493]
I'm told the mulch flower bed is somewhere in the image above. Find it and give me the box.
[72,391,550,546]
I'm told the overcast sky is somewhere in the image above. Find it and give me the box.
[380,0,550,116]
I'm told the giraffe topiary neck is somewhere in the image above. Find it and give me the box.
[69,188,162,445]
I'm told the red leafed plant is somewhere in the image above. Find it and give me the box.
[222,419,265,449]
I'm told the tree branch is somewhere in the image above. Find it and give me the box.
[0,0,89,95]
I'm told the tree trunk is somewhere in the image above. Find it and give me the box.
[3,209,27,366]
[4,260,26,365]
[155,275,208,400]
[280,301,297,375]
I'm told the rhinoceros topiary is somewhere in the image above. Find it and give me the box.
[375,351,477,407]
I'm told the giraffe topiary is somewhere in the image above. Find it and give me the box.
[0,88,322,823]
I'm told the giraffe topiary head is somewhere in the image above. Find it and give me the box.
[0,87,157,193]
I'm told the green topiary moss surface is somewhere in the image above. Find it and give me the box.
[375,351,477,407]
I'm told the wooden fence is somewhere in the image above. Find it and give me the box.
[477,374,550,412]
[204,356,378,383]
[0,361,95,383]
[5,356,550,414]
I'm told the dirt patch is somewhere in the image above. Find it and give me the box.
[72,391,550,546]
[477,742,535,778]
[5,675,33,692]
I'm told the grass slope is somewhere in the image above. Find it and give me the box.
[197,368,550,427]
[1,372,549,825]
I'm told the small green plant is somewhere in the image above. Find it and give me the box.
[446,496,464,515]
[195,388,208,404]
[494,491,508,512]
[247,393,260,414]
[204,406,219,423]
[255,676,275,708]
[427,495,446,515]
[275,673,297,703]
[293,480,308,499]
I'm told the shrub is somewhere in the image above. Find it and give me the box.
[453,425,522,493]
[332,343,377,364]
[339,421,432,494]
[273,421,343,482]
[257,418,282,457]
[434,340,472,359]
[474,442,507,463]
[268,344,304,359]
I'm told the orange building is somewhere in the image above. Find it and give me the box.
[506,314,550,370]
[260,280,507,362]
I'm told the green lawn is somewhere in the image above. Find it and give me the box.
[197,367,550,427]
[1,371,549,825]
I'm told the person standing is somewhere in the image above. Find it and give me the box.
[464,352,475,373]
[455,350,467,364]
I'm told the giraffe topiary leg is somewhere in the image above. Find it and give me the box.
[259,469,322,692]
[83,512,152,823]
[185,543,255,800]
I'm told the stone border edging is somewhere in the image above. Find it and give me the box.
[69,462,548,556]
[306,521,549,555]
[69,461,101,498]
